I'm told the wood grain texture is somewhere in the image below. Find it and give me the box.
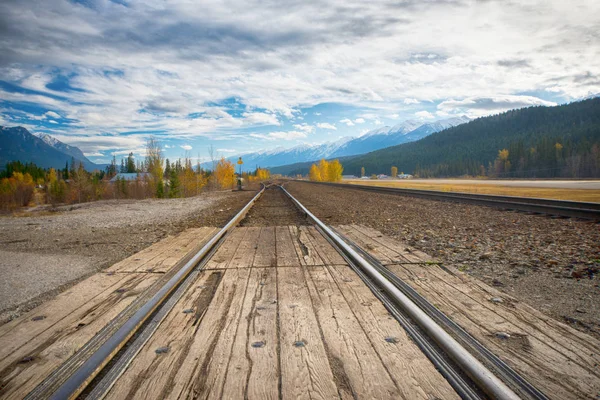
[0,272,159,398]
[229,227,260,269]
[169,268,251,399]
[289,225,324,266]
[275,226,302,267]
[253,227,277,267]
[345,224,600,400]
[348,224,431,262]
[278,267,339,400]
[387,262,600,400]
[104,269,225,400]
[221,267,279,399]
[304,265,401,399]
[302,226,345,265]
[204,228,246,270]
[327,265,459,400]
[143,227,217,273]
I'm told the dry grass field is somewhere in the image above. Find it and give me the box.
[344,179,600,203]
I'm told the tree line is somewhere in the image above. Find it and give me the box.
[1,138,271,210]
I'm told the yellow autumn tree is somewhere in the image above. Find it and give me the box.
[309,159,343,182]
[318,159,329,180]
[309,164,322,181]
[214,157,235,189]
[391,166,398,178]
[360,166,365,177]
[327,159,343,182]
[180,159,206,196]
[256,168,270,181]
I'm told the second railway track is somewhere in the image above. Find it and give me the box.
[4,183,597,399]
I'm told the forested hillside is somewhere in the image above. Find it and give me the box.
[272,98,600,178]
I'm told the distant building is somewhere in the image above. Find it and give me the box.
[377,174,389,179]
[398,174,413,179]
[342,175,356,180]
[109,172,151,183]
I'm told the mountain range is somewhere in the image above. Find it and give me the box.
[271,98,600,178]
[204,116,470,170]
[0,126,103,170]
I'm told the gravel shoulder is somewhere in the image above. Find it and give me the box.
[0,188,257,323]
[286,181,600,339]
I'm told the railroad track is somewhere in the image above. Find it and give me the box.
[18,183,553,399]
[299,180,600,220]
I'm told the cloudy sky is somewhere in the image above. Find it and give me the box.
[1,0,598,164]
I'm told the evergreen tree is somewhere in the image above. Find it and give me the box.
[168,168,181,198]
[126,152,136,173]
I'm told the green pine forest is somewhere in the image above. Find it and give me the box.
[272,97,600,178]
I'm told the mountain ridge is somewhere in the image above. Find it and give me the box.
[0,126,103,171]
[270,98,600,178]
[203,116,469,170]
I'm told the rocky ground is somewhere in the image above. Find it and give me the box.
[285,181,600,339]
[0,188,257,323]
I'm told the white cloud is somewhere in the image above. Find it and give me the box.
[374,119,383,125]
[84,152,104,157]
[180,144,193,150]
[316,122,337,130]
[251,131,307,140]
[44,111,60,119]
[354,118,365,124]
[293,123,315,133]
[415,111,434,119]
[217,148,236,153]
[438,95,557,117]
[1,0,598,155]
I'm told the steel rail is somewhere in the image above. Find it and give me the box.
[330,226,548,400]
[280,185,521,400]
[29,184,266,400]
[299,180,600,220]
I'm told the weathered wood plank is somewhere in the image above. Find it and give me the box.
[204,228,246,270]
[335,225,396,264]
[253,227,276,267]
[0,272,160,399]
[104,269,225,400]
[304,265,401,398]
[276,226,302,267]
[303,226,345,265]
[387,262,600,400]
[278,267,339,400]
[228,227,260,269]
[289,226,324,266]
[139,227,217,273]
[106,234,185,273]
[169,268,251,398]
[327,265,459,400]
[221,267,279,399]
[351,224,432,262]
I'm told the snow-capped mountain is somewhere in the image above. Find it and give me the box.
[36,133,89,163]
[204,116,469,171]
[0,127,102,170]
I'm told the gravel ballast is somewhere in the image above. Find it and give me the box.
[285,181,600,339]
